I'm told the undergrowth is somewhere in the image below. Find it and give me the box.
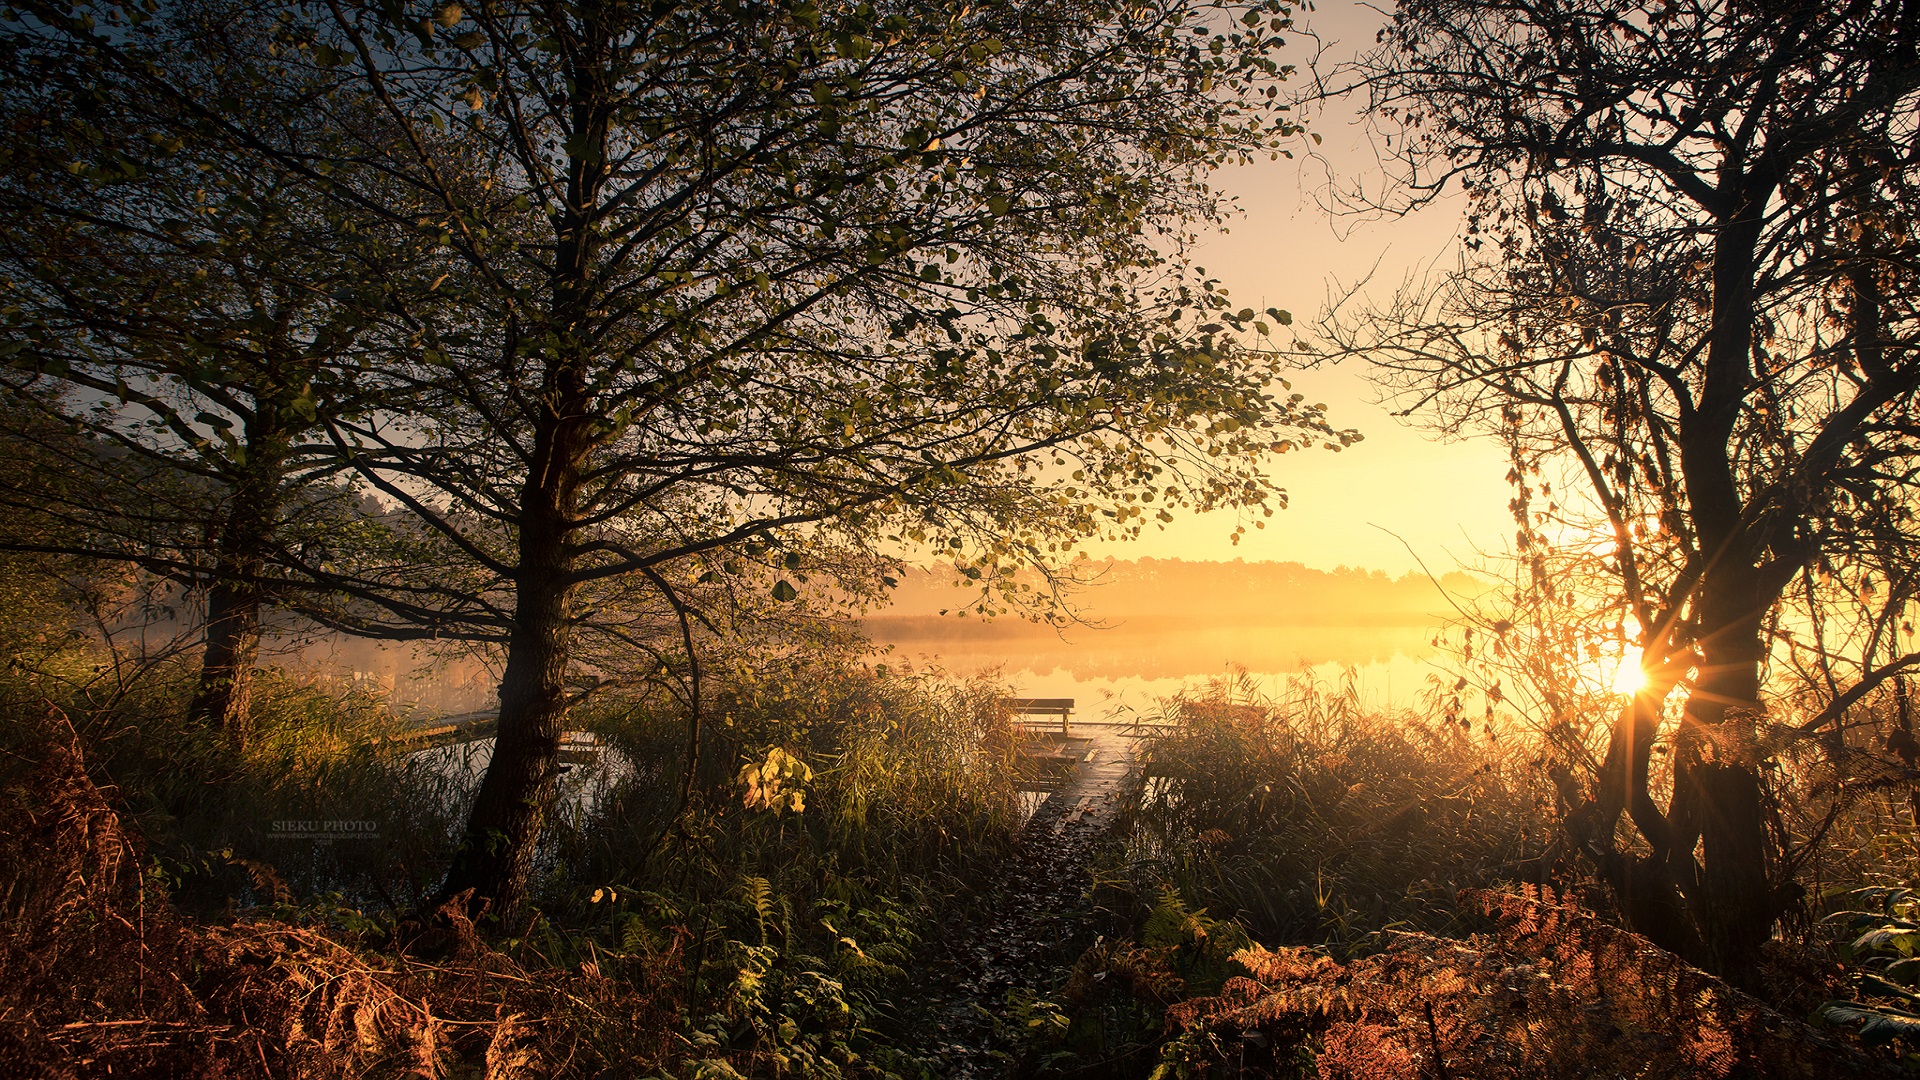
[1155,885,1884,1079]
[0,620,1025,1078]
[11,619,1920,1077]
[1015,670,1915,1078]
[1108,670,1550,949]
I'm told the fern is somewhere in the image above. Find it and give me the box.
[1158,888,1879,1078]
[1144,888,1216,950]
[617,912,649,954]
[740,875,775,946]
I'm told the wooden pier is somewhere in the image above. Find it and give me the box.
[368,711,604,769]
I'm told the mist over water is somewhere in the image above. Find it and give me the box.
[866,612,1454,719]
[263,633,499,718]
[259,558,1468,723]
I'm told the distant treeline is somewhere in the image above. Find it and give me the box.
[883,557,1486,626]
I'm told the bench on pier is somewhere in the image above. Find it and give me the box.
[1006,697,1075,734]
[1005,698,1084,792]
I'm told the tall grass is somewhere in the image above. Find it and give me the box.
[0,626,477,918]
[558,658,1023,907]
[1108,668,1554,950]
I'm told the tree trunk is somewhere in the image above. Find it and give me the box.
[187,575,266,751]
[1572,663,1706,962]
[1673,577,1776,971]
[186,426,289,754]
[433,403,589,923]
[433,552,574,921]
[1663,199,1780,973]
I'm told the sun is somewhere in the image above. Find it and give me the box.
[1609,646,1649,695]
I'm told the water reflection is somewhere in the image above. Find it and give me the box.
[865,615,1450,718]
[275,610,1454,724]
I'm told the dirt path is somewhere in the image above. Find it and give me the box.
[918,726,1144,1077]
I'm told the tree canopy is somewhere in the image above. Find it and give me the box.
[0,7,431,746]
[1,0,1344,916]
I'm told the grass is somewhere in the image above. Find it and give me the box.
[1108,668,1551,950]
[0,619,1033,1077]
[10,608,1920,1076]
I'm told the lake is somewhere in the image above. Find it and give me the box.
[863,613,1452,719]
[278,606,1459,723]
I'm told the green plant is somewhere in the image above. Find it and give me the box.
[982,987,1075,1072]
[1817,886,1920,1055]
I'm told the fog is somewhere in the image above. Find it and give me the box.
[866,558,1476,716]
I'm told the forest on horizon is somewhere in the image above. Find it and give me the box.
[878,556,1486,625]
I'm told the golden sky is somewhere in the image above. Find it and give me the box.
[1083,1,1516,577]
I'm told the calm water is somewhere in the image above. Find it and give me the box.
[864,614,1451,719]
[278,611,1456,723]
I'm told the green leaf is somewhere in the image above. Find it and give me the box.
[1859,973,1920,1003]
[1853,927,1920,957]
[1814,1000,1920,1045]
[772,580,798,602]
[285,384,318,424]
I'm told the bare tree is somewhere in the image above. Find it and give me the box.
[1326,0,1920,970]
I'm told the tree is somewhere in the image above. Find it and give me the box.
[13,0,1347,918]
[1331,0,1920,971]
[0,4,431,751]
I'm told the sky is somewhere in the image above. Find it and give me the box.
[1081,1,1515,578]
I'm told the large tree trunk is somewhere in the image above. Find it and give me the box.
[186,425,289,754]
[1664,202,1781,972]
[433,369,593,924]
[1671,570,1777,971]
[433,543,575,921]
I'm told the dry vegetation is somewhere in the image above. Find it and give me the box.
[8,619,1920,1077]
[1000,673,1920,1076]
[1159,886,1878,1079]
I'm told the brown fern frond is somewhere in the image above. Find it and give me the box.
[1162,890,1895,1079]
